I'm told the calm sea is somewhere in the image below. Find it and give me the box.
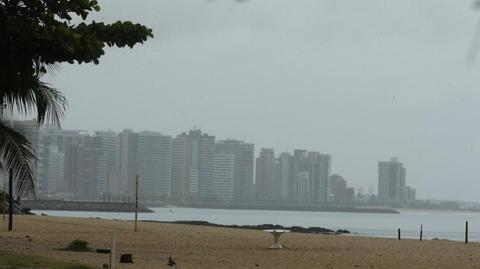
[32,207,480,242]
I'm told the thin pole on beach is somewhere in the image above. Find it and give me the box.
[111,233,117,269]
[465,221,469,244]
[397,228,401,240]
[2,180,6,221]
[135,175,139,232]
[8,169,13,231]
[420,224,423,242]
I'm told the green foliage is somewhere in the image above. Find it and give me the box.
[0,250,95,269]
[62,239,92,252]
[0,0,153,196]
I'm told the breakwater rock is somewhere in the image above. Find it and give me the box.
[145,220,350,235]
[20,200,153,213]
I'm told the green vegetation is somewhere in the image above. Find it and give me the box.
[61,239,92,252]
[0,250,95,269]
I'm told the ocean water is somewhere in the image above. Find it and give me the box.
[32,207,480,242]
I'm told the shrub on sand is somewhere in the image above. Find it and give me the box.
[61,240,91,252]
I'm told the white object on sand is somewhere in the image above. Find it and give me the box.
[264,229,290,249]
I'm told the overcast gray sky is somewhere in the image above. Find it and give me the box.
[45,0,480,202]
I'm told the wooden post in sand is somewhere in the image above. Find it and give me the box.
[465,221,469,244]
[420,224,423,242]
[397,228,401,240]
[8,169,13,231]
[111,233,117,269]
[2,180,6,221]
[135,175,139,232]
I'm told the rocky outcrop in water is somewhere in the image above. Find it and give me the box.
[147,220,350,235]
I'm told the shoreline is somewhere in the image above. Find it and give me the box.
[153,202,400,214]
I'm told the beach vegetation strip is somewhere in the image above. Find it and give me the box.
[0,250,95,269]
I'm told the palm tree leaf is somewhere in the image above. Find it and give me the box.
[1,77,67,127]
[0,120,37,197]
[34,81,68,126]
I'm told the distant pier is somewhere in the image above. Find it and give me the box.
[20,199,153,213]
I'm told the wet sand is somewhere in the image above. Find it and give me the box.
[0,215,479,269]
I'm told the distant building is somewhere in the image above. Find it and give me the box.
[136,131,171,201]
[307,152,331,203]
[255,149,332,204]
[170,130,215,202]
[292,150,310,202]
[216,139,254,202]
[37,125,65,197]
[92,131,120,198]
[278,152,295,201]
[405,185,416,202]
[119,129,138,200]
[378,157,406,207]
[255,148,279,202]
[63,132,96,200]
[328,174,355,205]
[212,153,235,202]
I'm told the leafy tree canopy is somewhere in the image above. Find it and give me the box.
[1,0,153,98]
[0,0,153,196]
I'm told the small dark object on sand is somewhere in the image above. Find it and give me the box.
[120,253,134,263]
[167,257,176,267]
[102,263,109,268]
[25,235,32,241]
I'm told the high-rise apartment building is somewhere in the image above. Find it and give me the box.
[63,133,95,200]
[137,131,172,201]
[212,153,235,202]
[307,152,331,203]
[92,131,120,197]
[255,148,279,202]
[216,139,254,202]
[38,125,65,197]
[170,130,215,202]
[119,129,138,200]
[278,152,295,201]
[378,157,406,207]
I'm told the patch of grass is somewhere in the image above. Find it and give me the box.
[0,250,96,269]
[62,239,92,252]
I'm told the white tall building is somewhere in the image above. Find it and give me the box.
[170,130,215,202]
[44,144,65,196]
[212,153,235,202]
[92,131,120,198]
[38,125,65,197]
[119,129,138,200]
[378,157,406,207]
[216,139,254,202]
[137,131,171,201]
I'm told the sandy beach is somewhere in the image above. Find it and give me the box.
[1,215,480,269]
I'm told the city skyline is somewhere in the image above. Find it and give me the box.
[4,118,422,205]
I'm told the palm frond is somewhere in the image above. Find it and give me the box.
[0,120,37,197]
[1,77,67,127]
[34,81,68,126]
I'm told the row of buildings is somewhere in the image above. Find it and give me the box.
[6,120,416,207]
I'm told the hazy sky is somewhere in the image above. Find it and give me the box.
[45,0,480,202]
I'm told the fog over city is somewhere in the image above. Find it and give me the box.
[43,0,480,202]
